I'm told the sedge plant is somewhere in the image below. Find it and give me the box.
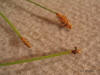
[0,47,80,67]
[0,12,31,48]
[26,0,72,29]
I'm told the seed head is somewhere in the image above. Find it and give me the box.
[56,13,72,29]
[72,47,81,54]
[21,37,31,48]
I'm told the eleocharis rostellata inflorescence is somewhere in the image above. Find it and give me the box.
[0,12,31,48]
[26,0,72,29]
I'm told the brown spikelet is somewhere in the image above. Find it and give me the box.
[72,49,81,54]
[56,13,72,29]
[21,37,31,48]
[71,47,81,54]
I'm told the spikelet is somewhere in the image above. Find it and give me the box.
[72,49,81,54]
[71,47,81,54]
[21,37,31,48]
[56,13,72,29]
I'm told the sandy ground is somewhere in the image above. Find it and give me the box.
[0,0,100,75]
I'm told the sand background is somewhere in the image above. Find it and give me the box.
[0,0,100,75]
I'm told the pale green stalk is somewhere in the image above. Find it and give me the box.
[0,12,22,38]
[26,0,57,14]
[0,50,71,67]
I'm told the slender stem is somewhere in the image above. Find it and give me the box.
[26,0,57,14]
[0,12,22,38]
[0,50,71,67]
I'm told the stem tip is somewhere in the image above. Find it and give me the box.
[56,13,72,29]
[71,47,81,54]
[21,37,32,48]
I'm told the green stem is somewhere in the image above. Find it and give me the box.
[26,0,57,14]
[0,50,71,67]
[0,12,22,38]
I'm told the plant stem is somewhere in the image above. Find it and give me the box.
[0,50,71,67]
[0,12,22,38]
[26,0,72,29]
[0,12,32,48]
[26,0,57,14]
